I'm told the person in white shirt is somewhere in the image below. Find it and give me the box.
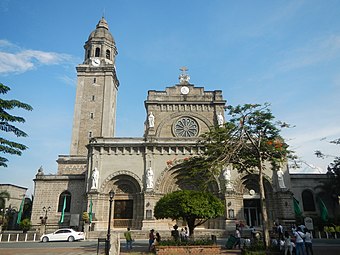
[304,229,313,255]
[234,227,241,249]
[293,227,305,255]
[284,231,293,255]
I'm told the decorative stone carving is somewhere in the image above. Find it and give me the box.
[148,112,155,128]
[146,167,154,189]
[217,112,224,127]
[173,117,198,137]
[223,165,233,190]
[91,167,99,190]
[277,168,286,189]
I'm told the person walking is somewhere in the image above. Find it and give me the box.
[304,229,313,255]
[123,227,133,250]
[294,227,305,255]
[148,229,155,252]
[233,227,241,249]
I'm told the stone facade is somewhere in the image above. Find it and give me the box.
[0,184,27,211]
[31,17,337,235]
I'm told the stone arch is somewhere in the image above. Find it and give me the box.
[233,171,273,195]
[231,172,274,227]
[99,170,143,194]
[155,112,213,138]
[154,162,220,194]
[302,189,316,212]
[99,170,144,229]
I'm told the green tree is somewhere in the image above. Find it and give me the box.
[179,103,293,247]
[315,138,340,217]
[154,190,224,237]
[0,83,33,167]
[0,190,10,209]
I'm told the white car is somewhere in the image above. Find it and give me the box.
[40,228,85,242]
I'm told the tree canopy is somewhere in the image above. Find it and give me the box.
[315,138,340,204]
[177,103,293,247]
[0,83,32,167]
[154,190,224,236]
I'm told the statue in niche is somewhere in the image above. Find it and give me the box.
[91,167,99,190]
[148,112,155,128]
[146,167,154,189]
[277,168,286,189]
[217,112,224,127]
[223,165,233,190]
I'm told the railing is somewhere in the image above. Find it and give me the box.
[0,232,39,242]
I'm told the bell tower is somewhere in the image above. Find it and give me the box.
[70,17,119,156]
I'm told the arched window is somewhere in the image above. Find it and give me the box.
[95,47,100,57]
[302,190,316,211]
[87,50,90,59]
[106,49,111,59]
[58,191,71,212]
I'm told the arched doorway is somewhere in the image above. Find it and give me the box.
[104,173,143,229]
[155,165,223,229]
[241,174,273,227]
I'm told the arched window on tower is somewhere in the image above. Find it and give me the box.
[302,190,316,211]
[106,49,111,60]
[58,191,71,213]
[95,47,100,57]
[87,50,90,59]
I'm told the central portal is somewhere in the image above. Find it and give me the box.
[243,199,261,227]
[113,199,133,228]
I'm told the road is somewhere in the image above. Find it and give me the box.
[0,238,339,254]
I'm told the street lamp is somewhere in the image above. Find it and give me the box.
[105,190,115,255]
[42,206,51,234]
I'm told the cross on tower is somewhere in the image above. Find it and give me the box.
[180,66,188,73]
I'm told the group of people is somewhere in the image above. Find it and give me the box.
[276,223,313,255]
[170,224,189,242]
[126,225,189,252]
[148,229,161,252]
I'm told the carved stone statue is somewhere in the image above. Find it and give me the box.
[179,66,190,84]
[217,112,224,127]
[91,167,99,190]
[277,168,286,189]
[223,165,233,190]
[146,167,154,189]
[148,112,155,128]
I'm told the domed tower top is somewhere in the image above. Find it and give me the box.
[83,17,118,65]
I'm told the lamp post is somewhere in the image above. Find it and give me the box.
[105,190,115,255]
[42,206,51,234]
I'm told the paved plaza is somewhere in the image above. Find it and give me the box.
[0,238,340,255]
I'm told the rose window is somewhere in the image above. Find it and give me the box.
[173,117,199,137]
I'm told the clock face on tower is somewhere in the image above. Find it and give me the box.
[180,86,189,95]
[91,58,101,67]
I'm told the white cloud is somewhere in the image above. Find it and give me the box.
[277,35,340,72]
[0,40,73,74]
[59,75,76,87]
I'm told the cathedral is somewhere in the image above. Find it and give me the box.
[31,18,336,236]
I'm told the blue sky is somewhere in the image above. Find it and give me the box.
[1,0,340,195]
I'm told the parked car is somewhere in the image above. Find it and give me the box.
[40,228,85,242]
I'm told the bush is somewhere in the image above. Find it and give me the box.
[159,238,215,246]
[19,219,31,232]
[241,240,281,255]
[82,212,90,223]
